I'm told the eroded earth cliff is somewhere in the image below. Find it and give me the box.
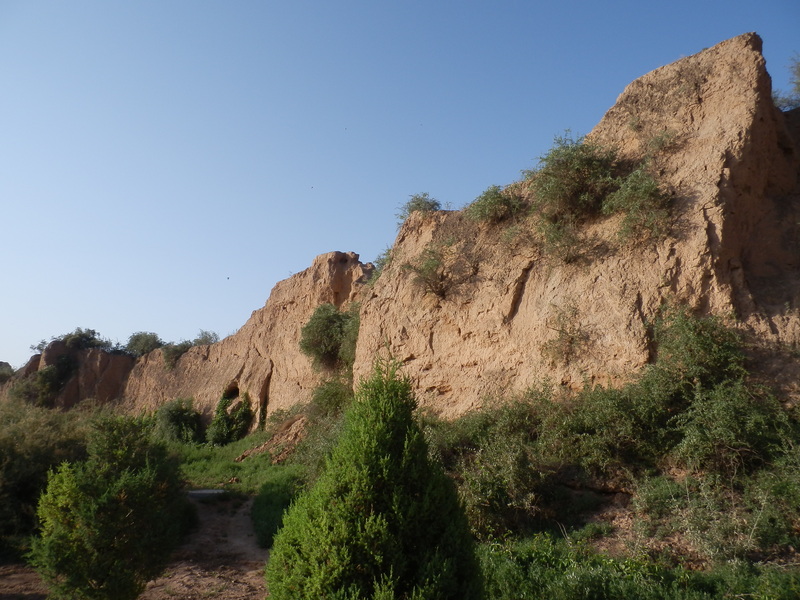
[4,33,799,420]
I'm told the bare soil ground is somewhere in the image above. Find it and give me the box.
[0,493,269,600]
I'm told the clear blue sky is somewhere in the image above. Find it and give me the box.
[1,1,798,368]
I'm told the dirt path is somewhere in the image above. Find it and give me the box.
[0,493,269,600]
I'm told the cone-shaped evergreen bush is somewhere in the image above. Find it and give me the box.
[266,360,482,599]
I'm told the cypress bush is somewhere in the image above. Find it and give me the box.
[29,416,193,600]
[266,360,482,599]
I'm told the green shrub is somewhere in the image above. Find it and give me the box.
[465,185,524,223]
[299,303,360,370]
[525,132,671,259]
[309,377,354,419]
[266,360,482,599]
[0,400,88,560]
[526,133,618,221]
[651,307,746,395]
[671,381,792,476]
[479,534,800,600]
[9,354,76,407]
[125,332,164,357]
[206,394,253,446]
[396,192,441,226]
[152,398,205,445]
[29,416,192,600]
[160,330,219,369]
[251,464,305,548]
[192,329,220,346]
[603,167,670,241]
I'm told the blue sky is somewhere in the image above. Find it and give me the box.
[1,1,798,368]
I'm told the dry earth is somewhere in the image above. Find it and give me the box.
[0,493,269,600]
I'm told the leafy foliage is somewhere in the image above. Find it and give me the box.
[151,397,205,445]
[395,192,441,226]
[524,133,670,259]
[308,376,354,419]
[603,166,670,240]
[266,360,482,599]
[479,534,800,600]
[403,245,449,298]
[465,185,524,223]
[125,332,165,357]
[299,303,360,370]
[9,355,76,407]
[29,417,193,600]
[526,133,618,220]
[31,328,112,354]
[206,394,254,446]
[368,246,393,285]
[0,400,88,560]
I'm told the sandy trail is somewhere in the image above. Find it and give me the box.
[0,493,269,600]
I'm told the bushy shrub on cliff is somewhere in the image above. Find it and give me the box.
[266,360,482,599]
[30,328,113,354]
[9,354,76,407]
[525,133,669,259]
[125,332,165,357]
[396,192,441,227]
[465,185,525,223]
[299,303,360,370]
[160,330,219,369]
[29,416,193,600]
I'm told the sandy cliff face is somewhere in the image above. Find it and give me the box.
[4,33,798,420]
[353,32,800,417]
[120,251,370,420]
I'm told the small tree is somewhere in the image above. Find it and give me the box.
[125,332,164,357]
[266,360,482,599]
[396,192,441,227]
[299,303,360,370]
[29,417,192,600]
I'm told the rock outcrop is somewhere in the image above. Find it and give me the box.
[353,32,800,417]
[120,251,370,420]
[4,33,799,420]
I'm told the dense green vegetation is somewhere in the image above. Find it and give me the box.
[28,416,194,600]
[522,132,669,259]
[0,400,90,560]
[2,302,798,598]
[395,192,441,226]
[299,302,360,370]
[266,361,482,599]
[124,331,165,357]
[206,393,254,446]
